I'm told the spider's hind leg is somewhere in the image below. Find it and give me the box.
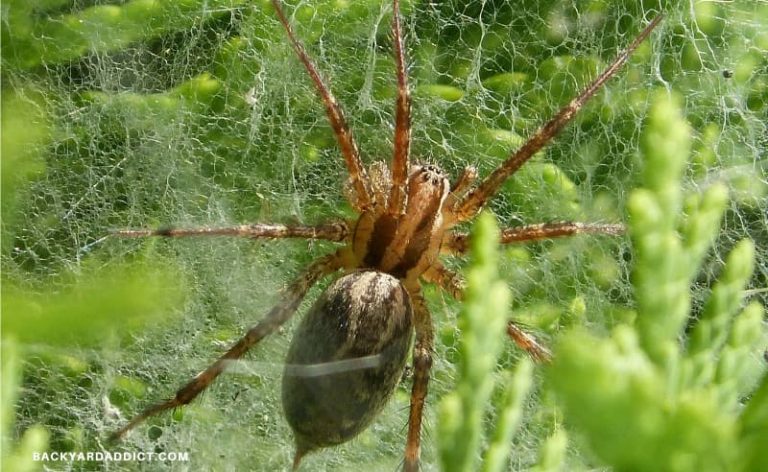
[422,262,552,361]
[403,284,434,472]
[110,250,345,441]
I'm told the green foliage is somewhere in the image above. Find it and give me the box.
[2,261,186,347]
[1,339,50,472]
[438,213,534,472]
[2,1,766,471]
[547,93,767,472]
[1,90,49,253]
[3,0,252,69]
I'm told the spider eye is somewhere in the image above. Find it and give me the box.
[412,164,447,181]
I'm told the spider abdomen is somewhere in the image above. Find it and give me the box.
[282,270,413,459]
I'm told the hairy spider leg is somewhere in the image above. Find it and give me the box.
[402,284,435,472]
[443,222,626,255]
[112,222,350,242]
[111,251,346,440]
[423,262,552,361]
[422,262,464,300]
[506,323,552,363]
[271,0,373,211]
[452,15,664,222]
[388,0,412,216]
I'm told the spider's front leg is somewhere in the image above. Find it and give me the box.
[403,284,435,472]
[452,15,663,222]
[112,222,349,241]
[271,0,373,211]
[443,222,625,254]
[110,250,345,440]
[388,0,412,216]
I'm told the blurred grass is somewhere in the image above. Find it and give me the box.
[2,0,766,471]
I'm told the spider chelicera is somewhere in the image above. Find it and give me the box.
[111,1,662,470]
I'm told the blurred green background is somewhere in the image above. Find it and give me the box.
[2,0,766,470]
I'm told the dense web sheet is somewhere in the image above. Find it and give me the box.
[3,1,766,470]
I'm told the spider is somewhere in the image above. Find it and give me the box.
[111,1,662,470]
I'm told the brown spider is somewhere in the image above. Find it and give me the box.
[111,1,662,470]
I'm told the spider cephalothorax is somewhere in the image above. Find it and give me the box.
[354,164,451,280]
[112,1,661,470]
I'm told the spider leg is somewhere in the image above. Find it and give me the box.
[422,263,551,362]
[388,0,412,216]
[271,0,372,211]
[111,222,349,242]
[110,250,345,441]
[421,263,464,300]
[443,222,625,255]
[452,15,663,222]
[403,283,434,472]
